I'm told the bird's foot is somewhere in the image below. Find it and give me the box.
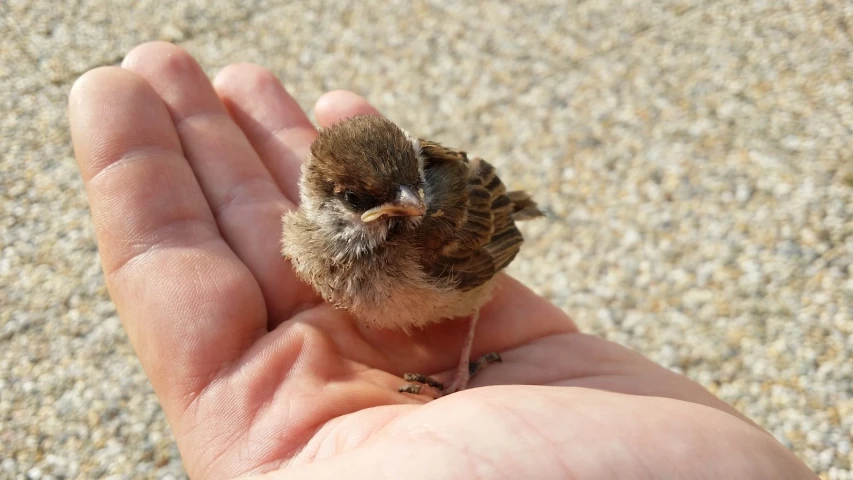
[469,352,502,376]
[398,352,502,398]
[398,373,444,398]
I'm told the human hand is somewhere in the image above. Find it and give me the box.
[68,42,814,479]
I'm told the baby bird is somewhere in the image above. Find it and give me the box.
[282,115,542,396]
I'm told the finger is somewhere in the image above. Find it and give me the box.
[469,332,756,425]
[314,90,382,128]
[212,63,317,204]
[69,66,267,416]
[122,42,316,325]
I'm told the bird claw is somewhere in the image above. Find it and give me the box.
[469,352,502,376]
[398,383,425,395]
[399,373,444,398]
[399,352,502,398]
[402,373,445,390]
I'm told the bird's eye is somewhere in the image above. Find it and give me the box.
[342,190,368,210]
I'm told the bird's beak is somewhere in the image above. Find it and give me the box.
[361,185,426,222]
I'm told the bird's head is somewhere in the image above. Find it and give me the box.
[300,115,427,255]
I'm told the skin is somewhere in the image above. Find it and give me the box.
[68,42,816,480]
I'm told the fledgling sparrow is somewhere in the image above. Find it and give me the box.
[282,115,542,396]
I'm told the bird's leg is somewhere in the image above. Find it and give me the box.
[442,311,500,394]
[398,311,501,397]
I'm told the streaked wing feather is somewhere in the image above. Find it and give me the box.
[419,140,469,164]
[418,142,543,291]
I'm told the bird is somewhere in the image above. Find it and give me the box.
[281,115,542,396]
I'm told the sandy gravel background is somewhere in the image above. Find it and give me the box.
[2,0,852,478]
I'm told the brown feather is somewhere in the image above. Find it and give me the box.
[417,146,543,291]
[308,116,421,205]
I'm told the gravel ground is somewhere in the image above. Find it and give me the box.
[2,0,852,478]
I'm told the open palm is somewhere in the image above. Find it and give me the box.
[69,42,812,479]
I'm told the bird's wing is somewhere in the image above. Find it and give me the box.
[417,140,543,291]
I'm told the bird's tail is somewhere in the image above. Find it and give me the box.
[506,191,545,221]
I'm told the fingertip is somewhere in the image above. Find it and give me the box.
[315,90,382,127]
[69,66,179,180]
[120,40,185,70]
[69,66,137,113]
[213,62,275,92]
[121,42,224,120]
[212,63,288,113]
[210,62,314,204]
[68,66,100,111]
[69,66,122,172]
